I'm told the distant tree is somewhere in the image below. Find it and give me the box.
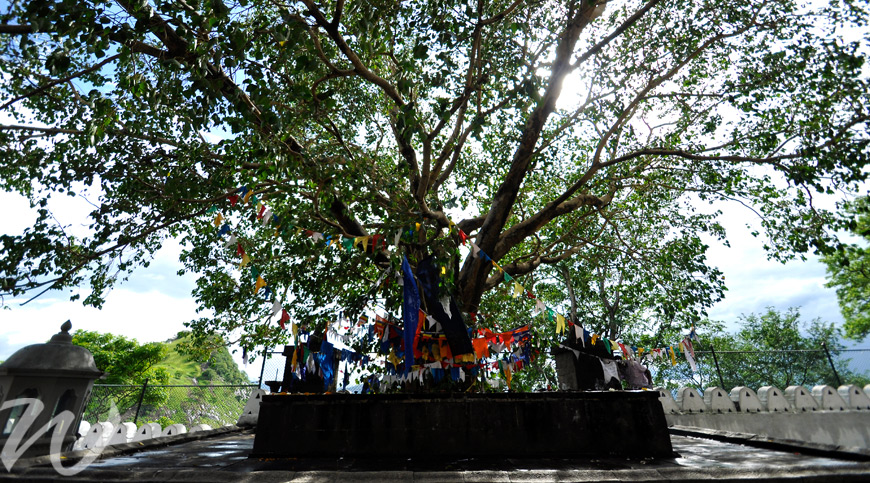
[72,330,170,384]
[200,345,251,385]
[823,196,870,341]
[73,330,170,421]
[648,308,868,390]
[173,330,252,384]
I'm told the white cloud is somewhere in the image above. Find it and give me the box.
[703,199,845,329]
[3,288,197,348]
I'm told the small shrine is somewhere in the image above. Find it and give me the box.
[0,321,103,457]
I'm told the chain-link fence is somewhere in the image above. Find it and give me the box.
[651,347,870,391]
[257,350,286,389]
[82,383,257,428]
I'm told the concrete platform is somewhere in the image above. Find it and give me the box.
[5,427,870,481]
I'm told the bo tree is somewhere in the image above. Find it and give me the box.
[1,0,868,355]
[824,196,870,340]
[533,190,727,341]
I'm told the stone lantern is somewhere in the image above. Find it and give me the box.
[0,321,103,457]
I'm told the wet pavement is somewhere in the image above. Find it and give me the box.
[7,429,870,481]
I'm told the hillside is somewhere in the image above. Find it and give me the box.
[156,334,252,386]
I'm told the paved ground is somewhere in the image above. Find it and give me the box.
[6,429,870,481]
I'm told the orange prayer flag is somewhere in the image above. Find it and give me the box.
[472,338,489,360]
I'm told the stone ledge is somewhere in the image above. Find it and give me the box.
[670,425,870,461]
[7,425,248,472]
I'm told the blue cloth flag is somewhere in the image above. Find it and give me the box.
[401,256,420,375]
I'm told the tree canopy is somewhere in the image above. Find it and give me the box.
[1,0,868,356]
[824,195,870,340]
[72,329,170,384]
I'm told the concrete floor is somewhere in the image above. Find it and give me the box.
[6,429,870,481]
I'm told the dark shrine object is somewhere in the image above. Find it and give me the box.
[278,336,340,393]
[251,391,673,459]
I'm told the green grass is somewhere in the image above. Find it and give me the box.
[151,335,251,386]
[155,338,204,385]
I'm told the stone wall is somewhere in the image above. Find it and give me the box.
[656,384,870,448]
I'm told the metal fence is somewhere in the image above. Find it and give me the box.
[257,350,286,389]
[651,346,870,391]
[82,383,257,428]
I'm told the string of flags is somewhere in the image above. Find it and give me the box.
[208,185,703,386]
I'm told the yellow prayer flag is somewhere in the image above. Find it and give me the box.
[255,275,266,294]
[389,348,401,368]
[669,346,677,366]
[361,236,369,252]
[243,190,253,204]
[512,281,523,298]
[441,266,446,275]
[556,314,565,334]
[354,237,362,248]
[239,253,251,268]
[213,213,224,227]
[295,226,303,235]
[415,222,421,231]
[591,334,599,345]
[638,347,645,357]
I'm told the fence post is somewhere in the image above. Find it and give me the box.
[709,345,726,389]
[133,378,149,425]
[258,350,269,388]
[821,341,842,386]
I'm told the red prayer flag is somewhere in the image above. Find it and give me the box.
[279,309,290,330]
[237,243,244,257]
[458,230,468,245]
[501,333,514,347]
[370,234,383,252]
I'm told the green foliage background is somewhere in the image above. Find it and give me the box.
[77,330,253,427]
